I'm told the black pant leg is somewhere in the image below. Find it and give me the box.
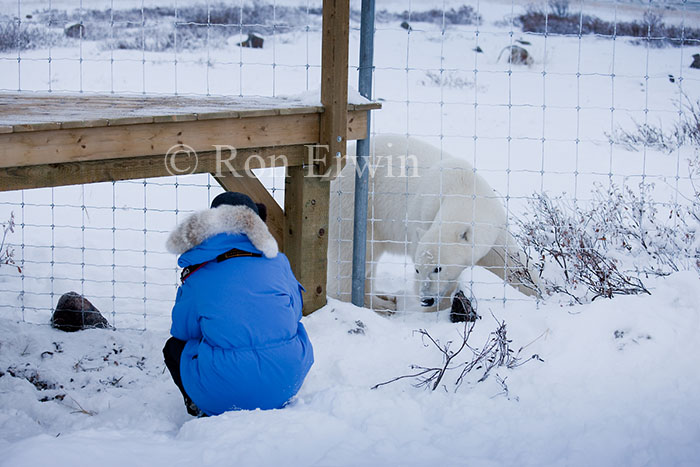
[163,337,203,416]
[163,336,187,394]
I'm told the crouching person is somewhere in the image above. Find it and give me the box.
[163,192,314,416]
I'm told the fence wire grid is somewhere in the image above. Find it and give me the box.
[1,0,699,329]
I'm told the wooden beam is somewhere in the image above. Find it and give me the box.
[0,109,370,171]
[214,171,285,251]
[0,113,320,169]
[0,145,307,192]
[284,165,330,315]
[346,109,368,145]
[319,0,350,179]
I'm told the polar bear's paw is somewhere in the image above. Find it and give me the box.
[366,294,398,313]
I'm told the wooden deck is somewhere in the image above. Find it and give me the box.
[0,93,379,175]
[0,93,377,132]
[0,92,379,315]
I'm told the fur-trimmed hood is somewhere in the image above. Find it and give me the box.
[166,205,278,258]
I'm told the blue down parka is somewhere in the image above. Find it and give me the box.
[165,205,314,416]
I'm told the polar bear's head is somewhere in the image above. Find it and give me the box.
[413,223,475,310]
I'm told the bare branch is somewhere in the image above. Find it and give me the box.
[372,317,542,394]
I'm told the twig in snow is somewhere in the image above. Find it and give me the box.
[372,315,543,393]
[64,395,96,416]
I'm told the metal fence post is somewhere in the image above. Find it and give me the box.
[351,0,376,307]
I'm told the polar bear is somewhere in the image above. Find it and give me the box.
[327,134,539,311]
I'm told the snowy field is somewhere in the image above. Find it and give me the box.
[1,0,700,465]
[1,273,699,466]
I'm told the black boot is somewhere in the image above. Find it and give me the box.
[185,395,207,417]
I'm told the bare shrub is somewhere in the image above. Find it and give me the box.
[548,0,570,17]
[0,21,25,51]
[1,212,21,274]
[0,19,62,52]
[610,120,681,153]
[8,2,318,52]
[516,192,651,303]
[372,317,543,393]
[610,94,700,153]
[395,6,482,26]
[516,182,699,304]
[518,6,700,47]
[7,2,481,53]
[421,70,477,89]
[689,158,700,226]
[591,183,698,276]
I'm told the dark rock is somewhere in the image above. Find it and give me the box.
[498,45,533,65]
[450,291,479,323]
[65,23,85,39]
[238,33,264,49]
[474,46,483,53]
[51,292,112,332]
[400,21,412,31]
[691,54,700,70]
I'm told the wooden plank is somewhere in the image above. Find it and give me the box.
[60,119,110,129]
[194,111,240,121]
[0,109,371,170]
[279,106,324,116]
[12,122,62,132]
[348,102,382,111]
[153,114,198,123]
[233,108,282,118]
[0,113,320,169]
[284,165,330,315]
[0,93,379,131]
[214,171,285,251]
[346,109,368,142]
[107,116,154,126]
[0,145,307,191]
[319,0,350,179]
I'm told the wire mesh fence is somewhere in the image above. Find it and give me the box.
[330,0,700,313]
[1,0,699,328]
[0,0,313,329]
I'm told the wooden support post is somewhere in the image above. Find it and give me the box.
[284,165,330,315]
[319,0,350,179]
[282,0,350,314]
[214,171,285,251]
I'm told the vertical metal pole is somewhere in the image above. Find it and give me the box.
[351,0,375,307]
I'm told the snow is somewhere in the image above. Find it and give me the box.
[1,272,699,466]
[1,0,700,464]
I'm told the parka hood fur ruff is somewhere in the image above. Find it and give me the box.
[166,205,278,258]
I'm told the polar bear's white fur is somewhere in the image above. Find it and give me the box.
[327,134,538,311]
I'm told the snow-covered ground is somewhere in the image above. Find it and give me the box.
[1,0,699,464]
[1,272,699,466]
